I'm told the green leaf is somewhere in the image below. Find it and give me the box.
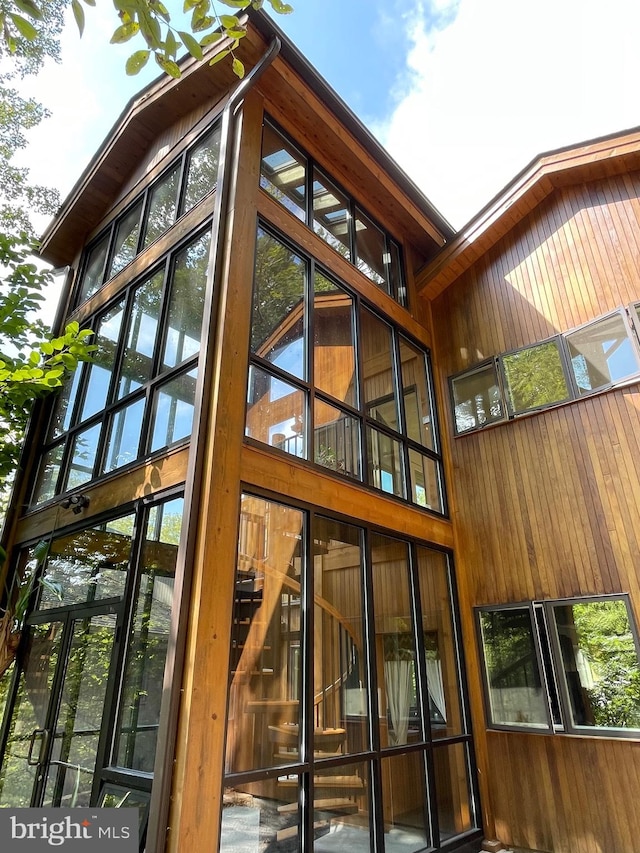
[232,56,245,78]
[178,30,203,60]
[8,12,38,40]
[199,31,223,46]
[220,14,239,28]
[266,0,293,12]
[183,0,200,10]
[139,10,162,48]
[125,49,150,75]
[191,13,214,32]
[165,27,178,58]
[225,27,246,39]
[71,0,85,36]
[14,0,43,20]
[209,47,230,66]
[110,21,140,44]
[155,53,182,78]
[219,0,251,7]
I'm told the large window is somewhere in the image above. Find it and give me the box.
[31,229,211,506]
[450,307,640,435]
[260,119,407,306]
[478,596,640,736]
[221,495,479,852]
[246,225,444,513]
[77,122,220,305]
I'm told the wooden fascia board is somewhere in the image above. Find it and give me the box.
[417,127,640,298]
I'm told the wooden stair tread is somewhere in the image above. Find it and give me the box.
[278,798,358,815]
[278,775,364,789]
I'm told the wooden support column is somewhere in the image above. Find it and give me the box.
[168,89,264,852]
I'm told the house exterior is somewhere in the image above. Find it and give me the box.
[0,9,639,853]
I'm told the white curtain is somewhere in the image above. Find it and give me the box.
[384,659,413,746]
[426,658,447,721]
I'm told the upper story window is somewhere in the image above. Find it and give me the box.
[450,306,640,435]
[76,122,221,306]
[260,119,407,307]
[30,228,212,506]
[477,595,640,737]
[245,223,445,514]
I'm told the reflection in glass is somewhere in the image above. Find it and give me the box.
[162,232,211,369]
[251,229,306,379]
[416,547,463,738]
[313,273,356,407]
[103,398,145,472]
[355,208,386,288]
[226,495,304,774]
[314,400,360,479]
[144,164,180,247]
[451,362,503,434]
[99,784,150,838]
[566,311,640,394]
[43,615,117,807]
[32,442,64,505]
[433,743,474,841]
[502,339,570,414]
[479,607,550,729]
[246,365,306,459]
[79,235,109,302]
[361,309,398,431]
[408,449,441,513]
[313,517,368,756]
[380,752,430,853]
[260,122,306,221]
[371,534,419,747]
[550,598,640,731]
[81,301,125,420]
[313,170,351,259]
[150,369,197,452]
[367,427,404,498]
[181,124,222,213]
[220,779,301,853]
[399,336,434,449]
[50,369,82,438]
[108,201,142,278]
[118,270,164,398]
[65,422,101,490]
[0,622,62,806]
[312,761,371,852]
[116,498,182,771]
[387,240,406,307]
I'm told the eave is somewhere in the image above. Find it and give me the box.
[416,126,640,299]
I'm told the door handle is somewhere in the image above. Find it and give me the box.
[27,728,50,766]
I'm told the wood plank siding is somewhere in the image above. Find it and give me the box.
[427,170,640,852]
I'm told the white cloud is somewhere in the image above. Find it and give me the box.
[381,0,640,227]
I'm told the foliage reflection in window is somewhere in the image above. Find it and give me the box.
[502,339,570,414]
[450,361,504,434]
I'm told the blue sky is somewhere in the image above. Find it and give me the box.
[14,0,640,231]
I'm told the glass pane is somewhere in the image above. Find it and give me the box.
[314,400,361,480]
[387,239,406,307]
[313,517,369,755]
[502,339,570,413]
[451,363,503,433]
[260,122,307,221]
[220,775,302,853]
[39,515,134,609]
[0,622,62,807]
[150,368,198,452]
[79,234,109,302]
[355,208,386,290]
[43,614,117,807]
[162,231,211,369]
[566,312,640,394]
[366,426,404,498]
[380,752,430,852]
[181,123,222,213]
[416,548,464,738]
[313,273,356,407]
[433,743,475,842]
[399,336,434,449]
[371,534,420,747]
[478,607,550,729]
[246,365,306,459]
[361,309,398,431]
[144,164,180,247]
[99,784,150,837]
[408,449,442,513]
[81,301,125,421]
[64,422,101,490]
[31,442,64,505]
[252,228,306,380]
[108,201,142,278]
[226,495,305,774]
[550,598,640,732]
[102,397,145,472]
[116,498,182,771]
[118,270,164,398]
[312,760,372,852]
[49,369,82,438]
[313,170,351,260]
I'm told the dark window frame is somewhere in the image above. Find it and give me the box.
[498,335,573,417]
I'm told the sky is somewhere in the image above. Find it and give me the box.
[13,0,640,232]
